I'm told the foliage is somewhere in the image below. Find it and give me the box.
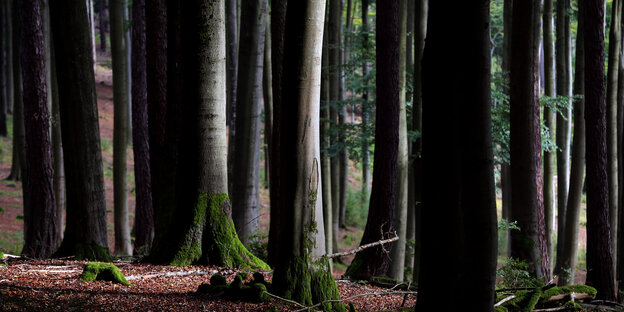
[498,219,520,232]
[496,258,544,289]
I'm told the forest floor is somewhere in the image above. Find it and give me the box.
[0,53,418,311]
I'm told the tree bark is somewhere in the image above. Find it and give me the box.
[416,0,497,310]
[617,0,624,292]
[404,0,415,281]
[328,0,342,254]
[225,0,237,131]
[543,0,556,276]
[98,0,108,52]
[50,0,110,261]
[8,0,24,183]
[50,34,65,246]
[0,0,6,137]
[361,0,371,197]
[345,0,399,281]
[19,0,58,259]
[321,9,333,256]
[231,0,267,245]
[583,0,616,300]
[4,0,12,115]
[131,0,153,255]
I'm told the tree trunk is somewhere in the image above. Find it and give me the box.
[131,0,154,255]
[361,0,370,197]
[337,0,348,230]
[110,0,131,256]
[404,0,415,281]
[583,0,617,300]
[321,10,333,256]
[50,35,65,246]
[231,0,267,245]
[98,0,108,52]
[225,0,237,130]
[19,0,58,259]
[50,0,110,261]
[416,0,497,310]
[607,0,622,265]
[618,0,624,292]
[501,0,512,258]
[543,0,556,276]
[4,0,12,115]
[345,0,399,281]
[271,1,342,310]
[8,0,24,183]
[559,4,585,285]
[0,1,6,137]
[328,0,342,255]
[263,14,272,190]
[509,0,550,280]
[388,0,408,282]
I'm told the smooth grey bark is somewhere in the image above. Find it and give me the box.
[543,0,556,276]
[231,0,267,244]
[607,0,622,263]
[559,6,584,285]
[110,0,131,256]
[388,0,408,282]
[263,14,272,190]
[50,0,110,261]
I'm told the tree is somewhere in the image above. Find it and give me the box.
[328,0,342,254]
[583,0,616,300]
[7,0,24,183]
[98,0,108,52]
[416,0,497,310]
[50,0,110,261]
[18,0,57,259]
[231,0,267,244]
[361,0,371,197]
[110,0,131,256]
[509,0,550,279]
[0,0,6,138]
[225,0,237,132]
[270,0,343,310]
[131,0,153,255]
[4,0,13,115]
[321,9,334,257]
[344,0,398,281]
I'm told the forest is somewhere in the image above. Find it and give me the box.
[1,0,624,311]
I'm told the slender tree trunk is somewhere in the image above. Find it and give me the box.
[8,0,24,184]
[232,0,267,245]
[416,0,497,309]
[500,0,513,258]
[50,0,110,261]
[337,0,348,230]
[124,4,132,144]
[50,36,65,246]
[543,0,556,276]
[583,0,616,300]
[321,8,333,256]
[110,0,131,256]
[0,0,6,137]
[617,0,624,292]
[404,0,415,281]
[19,0,58,259]
[225,0,237,130]
[4,0,12,115]
[131,0,154,255]
[559,4,585,285]
[608,0,622,264]
[509,0,550,280]
[328,0,342,255]
[271,1,343,310]
[345,0,399,281]
[388,0,408,282]
[263,15,273,190]
[361,0,371,197]
[99,0,108,52]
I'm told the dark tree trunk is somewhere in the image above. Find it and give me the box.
[344,0,399,281]
[225,0,237,129]
[328,0,342,255]
[131,0,153,255]
[415,1,496,310]
[5,0,13,115]
[19,0,58,259]
[0,1,6,137]
[8,1,24,183]
[98,0,108,52]
[509,0,550,280]
[583,0,616,300]
[361,0,371,197]
[50,0,110,261]
[50,37,65,247]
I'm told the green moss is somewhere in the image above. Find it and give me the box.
[311,257,345,312]
[522,290,541,312]
[239,283,270,303]
[564,301,582,311]
[0,251,4,258]
[201,193,270,270]
[229,274,244,290]
[541,285,597,299]
[236,272,250,281]
[494,306,508,312]
[80,262,129,285]
[74,243,112,262]
[210,274,227,286]
[169,194,208,266]
[344,254,365,279]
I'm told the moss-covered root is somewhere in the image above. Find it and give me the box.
[80,262,129,285]
[201,194,270,271]
[280,258,345,312]
[311,258,345,312]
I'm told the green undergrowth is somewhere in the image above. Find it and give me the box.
[196,272,270,303]
[494,285,596,312]
[80,262,129,285]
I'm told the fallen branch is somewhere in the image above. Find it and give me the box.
[494,295,516,307]
[326,235,399,259]
[543,292,594,303]
[126,270,216,281]
[532,306,567,312]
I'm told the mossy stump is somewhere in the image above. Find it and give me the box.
[196,272,270,303]
[80,262,129,286]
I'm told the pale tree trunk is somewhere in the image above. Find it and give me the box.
[110,0,131,256]
[559,5,584,285]
[231,0,267,245]
[542,0,556,276]
[50,0,110,261]
[88,0,96,68]
[271,1,343,310]
[607,0,622,264]
[388,0,408,282]
[404,0,415,281]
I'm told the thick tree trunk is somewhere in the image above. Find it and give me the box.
[345,0,399,281]
[110,0,131,256]
[543,0,556,276]
[388,0,408,282]
[416,0,497,310]
[509,0,550,280]
[559,6,585,285]
[583,0,617,300]
[19,0,58,259]
[50,0,110,261]
[231,0,267,245]
[98,0,108,52]
[131,0,154,255]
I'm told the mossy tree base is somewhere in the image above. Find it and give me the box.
[80,262,129,285]
[53,242,111,262]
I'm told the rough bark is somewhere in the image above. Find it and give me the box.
[583,0,616,300]
[321,10,333,256]
[271,1,343,310]
[231,0,267,245]
[131,0,153,255]
[543,0,556,276]
[416,0,497,310]
[5,0,13,115]
[345,0,398,281]
[559,5,584,285]
[509,0,550,280]
[50,36,65,246]
[404,0,415,281]
[0,1,6,137]
[19,0,58,259]
[225,0,237,132]
[8,1,24,183]
[361,0,370,197]
[50,0,110,261]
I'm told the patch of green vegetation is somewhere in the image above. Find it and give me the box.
[80,262,129,285]
[0,206,4,213]
[496,258,544,289]
[0,232,23,255]
[15,214,24,221]
[345,187,370,227]
[101,137,113,155]
[0,189,22,198]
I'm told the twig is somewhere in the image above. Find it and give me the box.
[326,235,399,259]
[494,295,516,307]
[262,291,307,308]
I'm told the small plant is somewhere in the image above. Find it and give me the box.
[496,258,543,289]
